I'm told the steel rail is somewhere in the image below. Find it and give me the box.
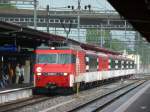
[0,95,56,112]
[66,80,146,112]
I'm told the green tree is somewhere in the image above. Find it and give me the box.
[0,3,16,9]
[134,33,150,65]
[86,29,134,52]
[86,29,110,46]
[104,38,126,52]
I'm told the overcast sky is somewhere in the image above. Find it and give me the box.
[38,0,114,10]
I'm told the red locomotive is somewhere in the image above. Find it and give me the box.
[33,44,135,93]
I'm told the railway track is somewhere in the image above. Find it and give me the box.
[66,80,146,112]
[0,79,147,112]
[0,95,54,112]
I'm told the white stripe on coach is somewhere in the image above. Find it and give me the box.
[86,57,89,62]
[86,65,89,70]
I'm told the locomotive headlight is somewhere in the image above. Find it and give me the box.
[36,67,42,72]
[37,72,42,75]
[51,47,55,49]
[64,73,68,76]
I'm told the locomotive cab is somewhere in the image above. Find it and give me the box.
[33,44,81,89]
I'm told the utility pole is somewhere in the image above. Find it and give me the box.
[76,0,81,97]
[34,0,37,29]
[100,24,103,47]
[46,5,49,33]
[77,0,81,42]
[124,20,127,51]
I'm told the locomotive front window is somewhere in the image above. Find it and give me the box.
[36,54,75,64]
[58,54,71,64]
[37,54,57,64]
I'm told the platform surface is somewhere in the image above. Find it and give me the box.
[101,80,150,112]
[0,83,33,104]
[0,83,33,92]
[124,84,150,112]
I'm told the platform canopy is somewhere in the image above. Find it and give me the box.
[0,21,120,55]
[107,0,150,42]
[0,21,79,48]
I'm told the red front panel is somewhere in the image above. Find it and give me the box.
[35,75,70,87]
[34,64,75,87]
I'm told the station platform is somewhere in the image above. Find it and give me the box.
[101,80,150,112]
[119,81,150,112]
[0,83,33,104]
[0,83,32,91]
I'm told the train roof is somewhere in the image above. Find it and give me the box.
[80,43,121,55]
[108,54,134,61]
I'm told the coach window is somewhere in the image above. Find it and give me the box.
[121,60,124,69]
[15,18,19,22]
[132,61,135,68]
[110,58,115,70]
[30,18,34,22]
[124,60,127,69]
[25,18,29,22]
[126,60,129,69]
[50,19,54,23]
[88,55,97,72]
[5,18,9,21]
[55,19,59,23]
[40,18,44,23]
[110,58,112,69]
[129,61,133,69]
[115,60,118,64]
[114,60,118,70]
[118,60,121,69]
[20,18,24,22]
[10,18,14,22]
